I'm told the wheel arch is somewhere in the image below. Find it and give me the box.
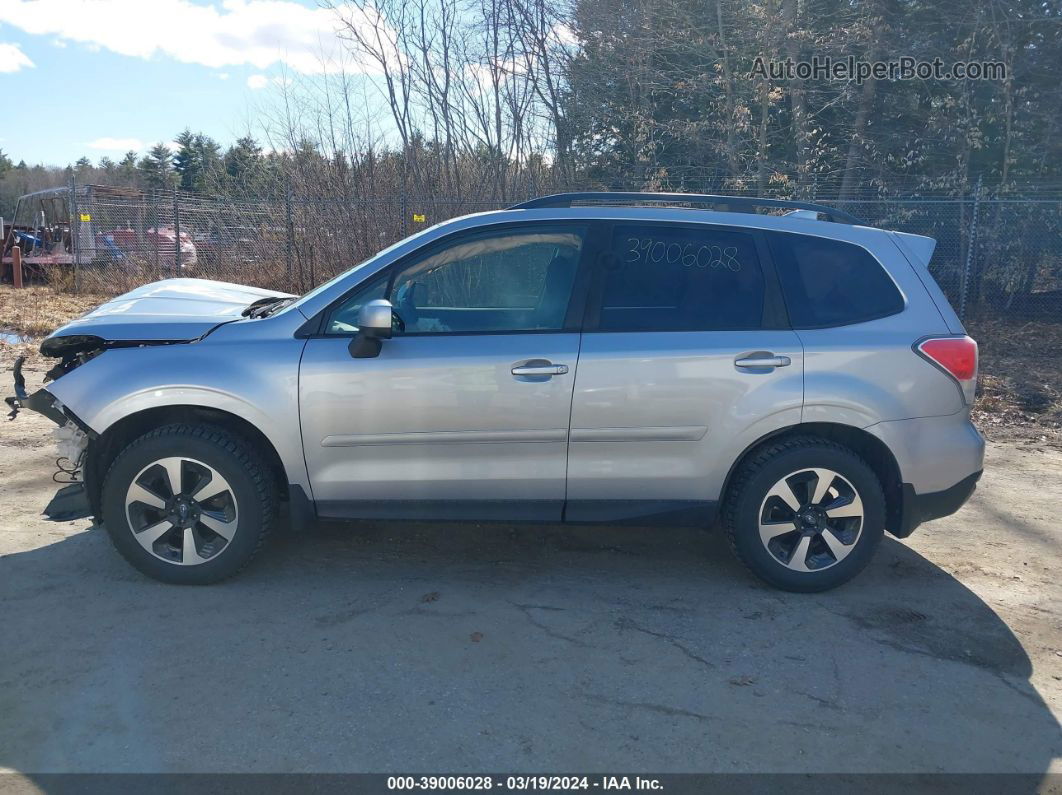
[719,422,905,535]
[85,405,291,521]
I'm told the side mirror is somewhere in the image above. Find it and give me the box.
[348,299,394,359]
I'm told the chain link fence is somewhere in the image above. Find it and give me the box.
[3,184,1060,324]
[838,198,1062,324]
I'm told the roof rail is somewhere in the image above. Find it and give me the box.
[508,192,863,225]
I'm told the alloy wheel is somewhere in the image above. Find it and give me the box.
[124,456,238,565]
[757,467,864,572]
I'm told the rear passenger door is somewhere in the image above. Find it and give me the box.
[565,221,804,523]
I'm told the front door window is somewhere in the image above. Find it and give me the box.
[326,225,585,335]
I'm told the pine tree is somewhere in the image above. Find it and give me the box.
[194,134,223,193]
[74,156,93,181]
[224,135,265,195]
[139,143,174,190]
[118,151,139,185]
[173,129,200,191]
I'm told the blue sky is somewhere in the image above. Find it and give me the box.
[0,0,374,166]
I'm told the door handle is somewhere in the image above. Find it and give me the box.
[512,361,569,377]
[734,354,791,369]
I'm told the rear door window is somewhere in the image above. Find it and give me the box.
[595,224,766,331]
[769,233,904,327]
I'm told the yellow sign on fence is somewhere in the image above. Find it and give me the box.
[79,213,92,222]
[412,213,426,223]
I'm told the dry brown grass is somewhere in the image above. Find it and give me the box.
[968,319,1062,448]
[0,286,108,337]
[0,286,108,371]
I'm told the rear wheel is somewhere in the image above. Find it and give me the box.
[723,436,885,592]
[101,424,276,584]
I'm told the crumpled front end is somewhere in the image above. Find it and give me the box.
[6,356,96,521]
[6,277,303,525]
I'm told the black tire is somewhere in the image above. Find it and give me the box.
[101,423,276,584]
[723,436,885,592]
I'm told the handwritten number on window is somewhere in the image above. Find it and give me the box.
[624,237,742,271]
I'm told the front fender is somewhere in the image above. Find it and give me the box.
[46,335,311,492]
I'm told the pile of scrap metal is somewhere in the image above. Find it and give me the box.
[1,187,76,277]
[2,185,197,283]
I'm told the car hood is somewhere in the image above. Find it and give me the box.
[46,278,294,343]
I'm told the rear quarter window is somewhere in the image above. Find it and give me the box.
[769,233,905,328]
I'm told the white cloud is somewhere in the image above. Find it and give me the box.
[0,41,33,72]
[217,72,230,80]
[0,0,380,74]
[246,73,293,90]
[551,23,578,48]
[86,137,145,151]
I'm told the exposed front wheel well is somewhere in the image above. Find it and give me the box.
[85,406,288,521]
[721,423,904,535]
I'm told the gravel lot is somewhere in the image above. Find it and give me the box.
[0,364,1060,777]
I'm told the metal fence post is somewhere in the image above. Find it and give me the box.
[172,186,181,275]
[284,184,294,284]
[69,177,80,292]
[959,175,982,321]
[11,244,22,289]
[149,191,158,280]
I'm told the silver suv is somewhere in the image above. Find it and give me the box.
[7,193,984,591]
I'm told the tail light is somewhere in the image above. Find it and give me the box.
[916,336,978,405]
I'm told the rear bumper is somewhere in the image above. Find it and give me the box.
[866,411,984,539]
[866,412,985,494]
[893,470,982,538]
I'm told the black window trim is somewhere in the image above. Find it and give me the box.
[766,230,907,330]
[298,219,603,339]
[582,220,789,333]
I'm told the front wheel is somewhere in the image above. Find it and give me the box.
[101,424,277,584]
[723,436,885,592]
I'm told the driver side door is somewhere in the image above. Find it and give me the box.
[298,221,594,521]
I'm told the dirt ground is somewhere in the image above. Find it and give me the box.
[970,318,1062,449]
[0,356,1060,776]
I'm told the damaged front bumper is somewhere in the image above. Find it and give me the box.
[6,355,96,521]
[42,482,93,522]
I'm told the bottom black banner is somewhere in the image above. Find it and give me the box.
[0,774,1058,795]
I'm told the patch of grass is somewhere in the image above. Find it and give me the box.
[0,286,107,372]
[0,286,107,338]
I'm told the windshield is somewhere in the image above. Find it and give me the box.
[292,223,445,308]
